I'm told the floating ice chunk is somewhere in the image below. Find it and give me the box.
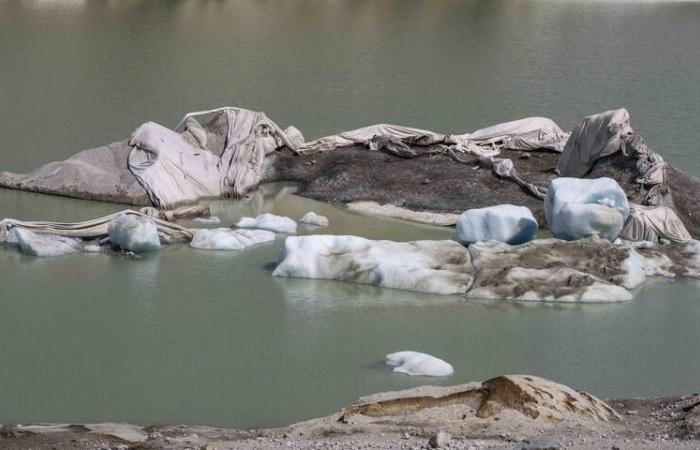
[193,216,221,225]
[544,177,629,241]
[298,212,329,228]
[272,235,473,295]
[190,228,275,250]
[6,227,81,257]
[385,351,454,377]
[454,204,538,245]
[107,214,161,253]
[235,213,297,234]
[83,244,104,253]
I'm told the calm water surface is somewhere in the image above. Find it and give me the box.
[1,0,700,428]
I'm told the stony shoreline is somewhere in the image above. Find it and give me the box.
[3,376,700,450]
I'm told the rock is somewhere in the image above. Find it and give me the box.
[385,351,454,377]
[339,375,620,428]
[107,213,161,253]
[272,235,473,295]
[189,228,275,250]
[428,431,451,448]
[5,227,81,257]
[516,436,561,450]
[193,216,221,225]
[454,204,538,245]
[298,212,329,228]
[235,213,297,234]
[544,177,629,241]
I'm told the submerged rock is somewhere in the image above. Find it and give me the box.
[192,216,221,225]
[107,214,161,253]
[454,204,538,245]
[272,235,473,295]
[298,212,329,228]
[190,228,275,250]
[544,177,629,241]
[385,351,454,377]
[235,213,297,234]
[6,228,81,257]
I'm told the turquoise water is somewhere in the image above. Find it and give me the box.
[1,0,700,429]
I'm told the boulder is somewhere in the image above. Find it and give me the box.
[298,212,329,228]
[235,213,297,234]
[385,351,454,377]
[338,374,621,426]
[6,228,81,257]
[107,214,161,253]
[544,177,629,241]
[189,228,275,250]
[454,204,538,245]
[272,235,473,295]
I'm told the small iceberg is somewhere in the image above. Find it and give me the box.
[190,228,275,250]
[454,204,538,245]
[272,235,473,295]
[385,351,454,377]
[107,214,161,253]
[235,213,297,234]
[298,212,329,228]
[545,177,629,241]
[6,228,81,257]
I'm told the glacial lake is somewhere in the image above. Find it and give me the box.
[1,0,700,429]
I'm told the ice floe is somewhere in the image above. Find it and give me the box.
[298,212,329,228]
[454,204,538,245]
[235,213,297,234]
[385,351,454,377]
[6,228,81,257]
[272,235,473,295]
[190,228,275,250]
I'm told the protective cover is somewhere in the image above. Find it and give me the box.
[453,116,570,152]
[0,107,298,209]
[0,210,193,244]
[299,124,446,153]
[619,203,691,243]
[129,107,298,208]
[557,108,633,177]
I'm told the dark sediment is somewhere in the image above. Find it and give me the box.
[264,145,700,236]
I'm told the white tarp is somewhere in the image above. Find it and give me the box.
[557,108,633,177]
[300,117,569,155]
[0,210,193,244]
[620,203,691,243]
[129,107,298,208]
[452,116,570,152]
[299,124,446,153]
